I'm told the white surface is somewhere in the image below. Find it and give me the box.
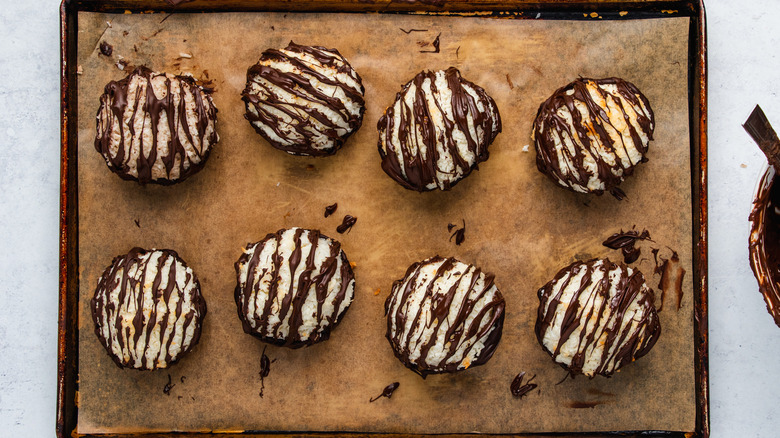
[0,0,777,436]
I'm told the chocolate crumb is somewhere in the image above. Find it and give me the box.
[506,74,514,90]
[180,376,186,384]
[420,32,441,53]
[447,223,456,232]
[337,215,357,234]
[99,41,113,57]
[324,203,338,218]
[271,25,275,30]
[177,396,182,400]
[134,219,140,228]
[456,46,460,58]
[510,372,537,398]
[163,374,175,395]
[122,30,129,37]
[370,382,400,402]
[449,220,466,245]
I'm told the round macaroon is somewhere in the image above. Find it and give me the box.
[532,77,655,199]
[535,258,661,378]
[234,227,355,348]
[377,67,502,192]
[242,41,365,157]
[91,248,207,370]
[95,66,219,185]
[384,256,506,377]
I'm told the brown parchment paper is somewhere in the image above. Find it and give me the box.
[76,11,694,434]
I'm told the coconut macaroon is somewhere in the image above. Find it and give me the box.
[234,228,355,348]
[535,258,661,378]
[384,256,506,377]
[532,77,655,199]
[242,42,365,157]
[95,66,219,185]
[377,67,502,192]
[91,248,207,370]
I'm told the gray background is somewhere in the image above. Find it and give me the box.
[0,0,777,436]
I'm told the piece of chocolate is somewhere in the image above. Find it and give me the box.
[377,67,501,191]
[532,77,654,198]
[535,258,660,378]
[95,66,219,185]
[324,203,338,218]
[385,256,505,377]
[602,228,651,264]
[369,382,400,402]
[242,42,365,157]
[510,372,537,398]
[336,215,357,234]
[91,248,207,370]
[234,227,355,348]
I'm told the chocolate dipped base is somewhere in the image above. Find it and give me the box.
[242,42,365,157]
[91,248,207,370]
[532,77,654,198]
[234,227,355,348]
[377,67,501,192]
[384,256,505,377]
[535,258,660,378]
[749,166,780,327]
[95,66,219,185]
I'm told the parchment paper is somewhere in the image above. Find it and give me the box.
[76,11,694,434]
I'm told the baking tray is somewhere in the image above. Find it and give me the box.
[58,0,708,437]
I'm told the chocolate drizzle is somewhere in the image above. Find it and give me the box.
[94,66,218,184]
[532,77,654,198]
[602,228,651,264]
[324,203,338,218]
[510,372,537,398]
[336,215,357,234]
[242,42,365,157]
[90,248,207,370]
[656,251,686,312]
[749,166,780,327]
[385,256,506,377]
[369,382,400,402]
[535,258,661,378]
[234,228,355,348]
[377,67,501,192]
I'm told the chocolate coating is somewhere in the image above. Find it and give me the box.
[95,66,218,185]
[749,166,780,327]
[91,248,207,370]
[385,256,505,377]
[532,77,654,197]
[234,227,355,348]
[535,258,660,378]
[377,67,501,191]
[242,42,365,157]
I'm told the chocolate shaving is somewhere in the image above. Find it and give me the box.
[400,28,427,34]
[744,105,780,169]
[133,219,140,228]
[337,215,357,234]
[369,382,400,402]
[449,220,466,245]
[510,372,537,398]
[602,228,651,264]
[420,32,441,53]
[324,203,338,218]
[163,374,175,395]
[99,41,113,57]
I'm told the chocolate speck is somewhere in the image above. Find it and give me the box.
[510,372,537,398]
[163,374,175,395]
[180,376,186,384]
[134,219,140,228]
[324,203,338,218]
[400,28,427,34]
[449,220,465,245]
[447,223,456,232]
[122,30,129,37]
[506,74,514,90]
[337,215,357,234]
[99,41,113,57]
[177,395,182,400]
[370,382,400,402]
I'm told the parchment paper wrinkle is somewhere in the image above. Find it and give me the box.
[76,11,694,434]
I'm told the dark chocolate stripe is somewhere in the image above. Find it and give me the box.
[534,258,660,378]
[377,67,501,192]
[234,228,355,348]
[384,256,505,377]
[533,77,654,197]
[95,66,218,185]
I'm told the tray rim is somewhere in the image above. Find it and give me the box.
[57,1,709,437]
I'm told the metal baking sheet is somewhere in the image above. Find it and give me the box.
[58,1,708,437]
